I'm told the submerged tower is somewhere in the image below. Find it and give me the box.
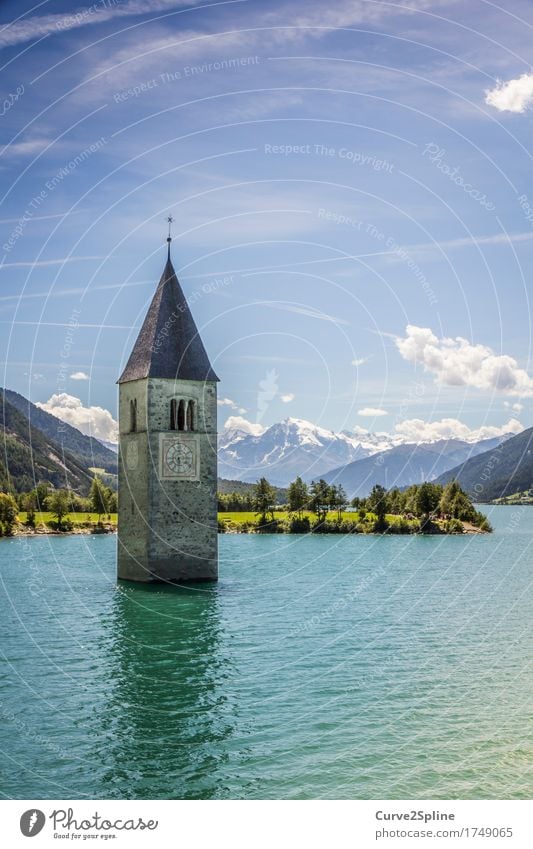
[117,226,219,582]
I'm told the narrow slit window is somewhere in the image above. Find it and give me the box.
[177,400,186,431]
[187,400,194,432]
[130,399,137,433]
[170,399,177,430]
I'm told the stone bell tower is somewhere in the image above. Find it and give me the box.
[117,224,219,583]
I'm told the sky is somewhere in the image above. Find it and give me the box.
[2,0,533,443]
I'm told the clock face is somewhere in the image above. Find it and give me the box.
[165,442,194,474]
[161,435,199,480]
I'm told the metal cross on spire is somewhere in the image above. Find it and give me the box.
[166,215,174,259]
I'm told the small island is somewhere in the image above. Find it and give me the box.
[218,478,492,535]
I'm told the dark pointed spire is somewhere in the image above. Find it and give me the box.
[118,239,219,384]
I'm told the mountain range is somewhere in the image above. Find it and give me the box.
[322,436,509,498]
[1,389,117,493]
[218,417,405,486]
[436,426,533,501]
[218,416,515,492]
[1,391,93,493]
[4,389,118,474]
[1,386,528,502]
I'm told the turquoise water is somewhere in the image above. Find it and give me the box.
[0,505,531,800]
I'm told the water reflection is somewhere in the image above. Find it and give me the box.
[100,582,235,798]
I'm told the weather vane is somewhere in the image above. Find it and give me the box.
[166,214,174,259]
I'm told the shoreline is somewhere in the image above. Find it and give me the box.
[2,517,491,539]
[221,525,489,536]
[7,524,117,538]
[3,527,488,539]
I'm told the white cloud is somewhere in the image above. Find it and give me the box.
[352,357,370,367]
[358,407,388,417]
[396,325,533,397]
[281,393,295,403]
[394,417,523,444]
[36,393,118,442]
[70,371,89,381]
[223,415,266,437]
[485,73,533,113]
[217,397,246,413]
[504,401,524,413]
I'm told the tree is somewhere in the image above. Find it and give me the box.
[330,484,348,520]
[387,487,404,515]
[439,480,476,522]
[415,482,441,519]
[309,479,330,522]
[35,480,52,511]
[23,491,38,527]
[367,484,388,532]
[90,476,109,523]
[0,493,18,535]
[48,489,70,529]
[439,480,460,516]
[414,482,442,531]
[367,484,388,522]
[107,490,118,513]
[287,476,308,518]
[253,477,277,525]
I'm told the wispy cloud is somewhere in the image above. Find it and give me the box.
[263,0,448,43]
[0,210,86,225]
[0,256,104,269]
[379,230,533,264]
[0,138,52,159]
[81,0,448,90]
[255,300,350,326]
[0,0,202,49]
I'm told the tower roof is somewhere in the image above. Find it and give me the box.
[118,256,219,383]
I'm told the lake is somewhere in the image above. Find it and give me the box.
[0,505,531,799]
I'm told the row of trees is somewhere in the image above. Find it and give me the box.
[217,491,255,512]
[0,476,116,535]
[245,476,490,533]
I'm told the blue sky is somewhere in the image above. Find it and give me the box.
[2,0,533,442]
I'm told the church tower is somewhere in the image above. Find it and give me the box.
[117,227,219,583]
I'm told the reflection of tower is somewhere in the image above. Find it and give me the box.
[117,224,219,583]
[100,583,232,799]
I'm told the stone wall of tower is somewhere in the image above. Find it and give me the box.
[117,377,218,582]
[117,378,151,581]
